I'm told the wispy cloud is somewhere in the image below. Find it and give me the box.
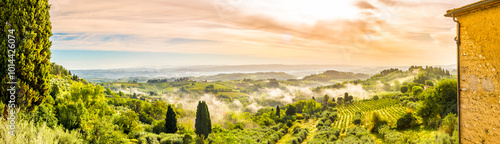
[49,0,478,69]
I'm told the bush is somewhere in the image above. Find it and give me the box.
[296,114,304,120]
[411,86,423,96]
[153,120,167,134]
[57,101,88,130]
[369,112,388,133]
[425,80,434,86]
[337,126,374,144]
[172,140,183,144]
[183,134,192,144]
[396,112,418,130]
[316,121,324,128]
[353,111,361,125]
[432,132,454,144]
[400,85,408,93]
[312,127,340,142]
[32,104,58,128]
[440,113,457,135]
[286,120,293,127]
[0,115,85,144]
[290,138,298,144]
[378,125,404,143]
[289,127,308,143]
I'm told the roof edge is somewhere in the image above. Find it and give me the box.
[445,0,500,17]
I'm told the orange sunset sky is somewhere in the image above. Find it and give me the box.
[48,0,477,69]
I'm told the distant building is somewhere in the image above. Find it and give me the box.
[445,0,500,143]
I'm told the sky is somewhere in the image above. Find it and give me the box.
[48,0,478,70]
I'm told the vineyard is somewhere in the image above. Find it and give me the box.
[333,99,407,133]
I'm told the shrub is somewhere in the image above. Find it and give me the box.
[290,138,298,144]
[153,120,167,134]
[353,111,362,125]
[57,101,88,130]
[378,125,404,143]
[396,112,418,130]
[440,113,457,135]
[337,126,374,144]
[183,134,192,144]
[425,80,434,86]
[172,140,183,144]
[0,115,85,144]
[369,112,388,133]
[411,86,423,96]
[432,132,454,144]
[400,85,408,93]
[316,121,324,128]
[286,120,293,127]
[32,104,58,128]
[296,114,304,120]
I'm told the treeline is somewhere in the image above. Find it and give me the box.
[303,70,370,82]
[315,66,452,92]
[50,63,71,76]
[147,77,190,83]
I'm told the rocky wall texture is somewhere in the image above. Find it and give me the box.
[457,3,500,143]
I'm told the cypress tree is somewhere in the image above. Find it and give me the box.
[286,104,296,116]
[195,101,211,139]
[165,105,177,133]
[276,106,280,118]
[0,0,53,111]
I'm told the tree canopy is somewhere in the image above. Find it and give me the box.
[0,0,53,111]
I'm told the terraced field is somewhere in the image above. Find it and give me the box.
[333,99,407,133]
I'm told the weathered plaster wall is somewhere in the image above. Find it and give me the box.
[458,3,500,143]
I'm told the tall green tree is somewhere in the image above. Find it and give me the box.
[417,79,457,124]
[323,95,329,104]
[276,106,280,118]
[165,105,177,133]
[0,0,53,111]
[195,101,212,139]
[285,104,296,116]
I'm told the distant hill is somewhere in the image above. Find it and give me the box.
[70,64,456,81]
[190,72,296,81]
[302,70,371,82]
[86,76,151,83]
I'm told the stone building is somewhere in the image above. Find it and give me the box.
[445,0,500,143]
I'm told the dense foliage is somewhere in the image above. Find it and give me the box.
[0,63,458,143]
[0,0,52,111]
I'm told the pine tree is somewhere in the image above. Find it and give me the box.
[0,0,53,111]
[165,105,177,133]
[276,106,280,118]
[195,101,212,139]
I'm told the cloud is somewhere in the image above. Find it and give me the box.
[48,0,473,68]
[356,1,377,9]
[430,28,457,48]
[378,0,397,6]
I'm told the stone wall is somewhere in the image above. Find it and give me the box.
[457,3,500,143]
